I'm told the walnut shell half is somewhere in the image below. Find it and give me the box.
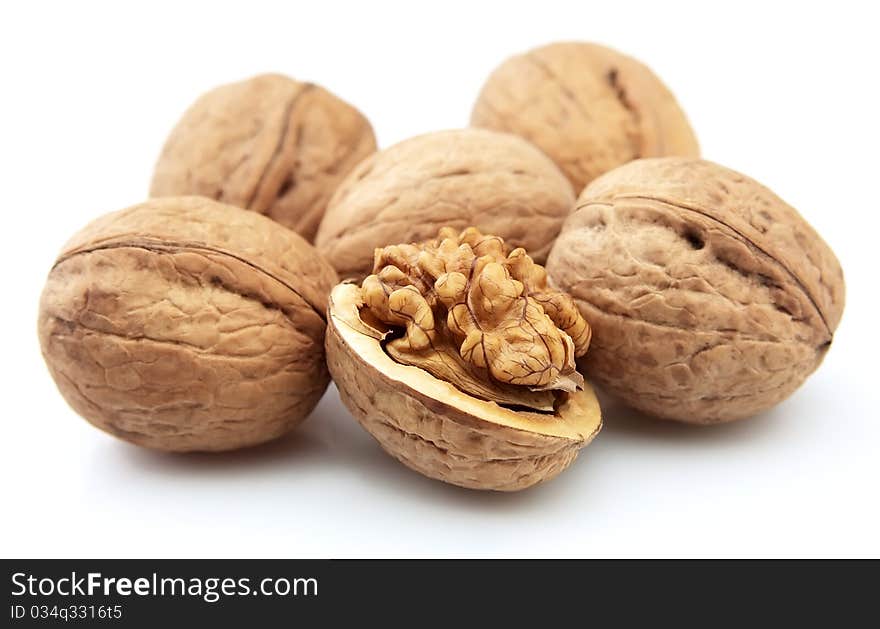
[150,73,376,241]
[38,197,338,451]
[546,158,845,423]
[326,229,601,491]
[471,42,699,193]
[314,128,576,280]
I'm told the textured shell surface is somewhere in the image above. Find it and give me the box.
[326,319,589,491]
[324,283,602,492]
[314,128,575,280]
[150,73,376,241]
[471,42,699,193]
[546,157,844,423]
[38,196,338,451]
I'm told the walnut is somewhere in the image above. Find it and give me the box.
[150,73,376,241]
[471,42,699,193]
[546,158,845,424]
[363,227,590,407]
[38,197,338,452]
[314,129,575,280]
[326,228,600,491]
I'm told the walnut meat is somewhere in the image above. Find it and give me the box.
[326,228,601,491]
[546,158,845,423]
[150,73,376,241]
[38,197,338,452]
[471,42,699,193]
[314,129,576,280]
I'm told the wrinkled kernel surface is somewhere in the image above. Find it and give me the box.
[359,228,590,410]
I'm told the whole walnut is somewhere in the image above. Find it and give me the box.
[150,73,376,241]
[471,42,699,193]
[546,158,845,423]
[326,228,601,491]
[314,128,575,280]
[38,197,338,451]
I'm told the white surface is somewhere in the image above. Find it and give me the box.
[1,0,878,558]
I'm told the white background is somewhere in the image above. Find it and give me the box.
[1,0,878,558]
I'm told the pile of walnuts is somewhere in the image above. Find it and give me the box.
[38,42,844,491]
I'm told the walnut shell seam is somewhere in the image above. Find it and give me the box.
[579,193,835,336]
[54,239,328,322]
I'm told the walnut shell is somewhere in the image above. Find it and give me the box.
[314,128,576,280]
[325,229,601,491]
[546,158,845,423]
[471,42,699,193]
[38,197,338,451]
[150,73,376,241]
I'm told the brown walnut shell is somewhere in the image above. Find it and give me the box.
[150,73,376,241]
[314,128,576,280]
[38,196,338,451]
[327,285,601,491]
[325,229,601,492]
[471,42,699,193]
[546,158,845,423]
